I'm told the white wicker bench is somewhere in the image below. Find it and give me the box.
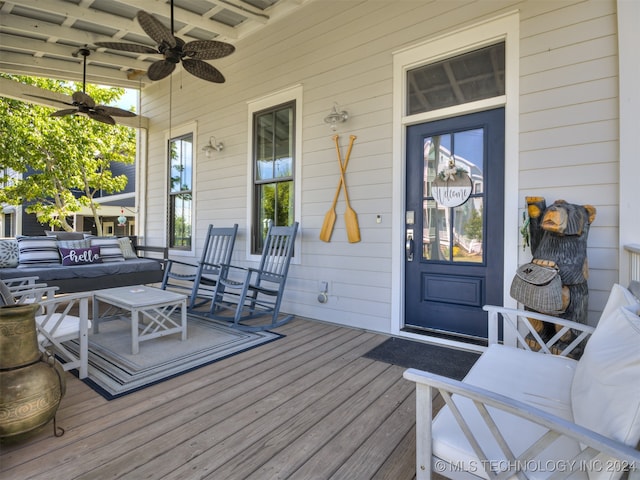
[404,284,640,479]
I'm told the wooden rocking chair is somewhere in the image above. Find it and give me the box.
[160,224,238,309]
[208,222,298,331]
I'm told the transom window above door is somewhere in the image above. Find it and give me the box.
[407,42,505,115]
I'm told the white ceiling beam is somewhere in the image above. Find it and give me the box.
[0,77,148,129]
[0,33,152,74]
[0,52,146,89]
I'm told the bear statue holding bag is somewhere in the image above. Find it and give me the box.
[511,197,596,346]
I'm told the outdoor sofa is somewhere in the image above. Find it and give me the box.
[0,234,167,293]
[404,282,640,479]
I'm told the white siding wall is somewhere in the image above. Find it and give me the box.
[518,0,619,325]
[141,0,620,333]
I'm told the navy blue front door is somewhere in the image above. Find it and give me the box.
[405,108,505,339]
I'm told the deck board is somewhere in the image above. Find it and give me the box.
[0,317,444,480]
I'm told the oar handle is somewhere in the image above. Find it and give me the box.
[334,135,356,205]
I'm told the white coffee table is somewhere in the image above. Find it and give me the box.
[93,286,187,354]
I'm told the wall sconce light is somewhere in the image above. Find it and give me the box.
[202,136,224,157]
[324,103,348,131]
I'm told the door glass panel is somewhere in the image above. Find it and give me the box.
[422,199,451,260]
[453,198,483,262]
[421,128,485,263]
[407,42,505,115]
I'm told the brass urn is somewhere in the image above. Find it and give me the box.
[0,303,66,441]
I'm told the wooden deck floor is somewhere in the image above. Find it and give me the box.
[0,316,445,480]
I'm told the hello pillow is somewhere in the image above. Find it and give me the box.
[59,246,102,266]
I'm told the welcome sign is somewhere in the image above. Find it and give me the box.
[432,172,472,207]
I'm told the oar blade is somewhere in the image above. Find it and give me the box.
[319,209,337,242]
[345,207,361,243]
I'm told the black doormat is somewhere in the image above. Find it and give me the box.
[363,337,481,380]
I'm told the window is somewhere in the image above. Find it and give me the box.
[168,133,193,249]
[406,42,505,115]
[251,101,295,253]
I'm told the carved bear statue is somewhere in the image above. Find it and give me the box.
[521,197,596,330]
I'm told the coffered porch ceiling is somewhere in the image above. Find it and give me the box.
[0,0,309,125]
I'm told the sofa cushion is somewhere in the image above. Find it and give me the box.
[59,246,102,266]
[17,236,61,267]
[0,239,19,268]
[44,231,86,240]
[571,303,640,480]
[432,345,582,479]
[90,237,125,262]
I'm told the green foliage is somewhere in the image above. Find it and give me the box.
[0,74,136,233]
[465,207,483,242]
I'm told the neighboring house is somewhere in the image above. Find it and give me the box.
[1,0,638,351]
[0,161,137,237]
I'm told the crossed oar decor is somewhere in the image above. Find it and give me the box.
[319,134,361,243]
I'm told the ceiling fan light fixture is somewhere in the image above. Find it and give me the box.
[27,46,137,125]
[94,1,234,83]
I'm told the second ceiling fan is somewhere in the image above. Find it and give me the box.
[95,0,235,83]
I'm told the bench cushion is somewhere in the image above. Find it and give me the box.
[571,303,640,480]
[432,344,582,479]
[0,258,161,283]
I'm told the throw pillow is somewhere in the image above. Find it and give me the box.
[57,238,91,249]
[118,237,138,259]
[16,236,61,267]
[598,283,638,324]
[59,246,102,266]
[90,237,125,262]
[570,304,640,480]
[44,231,86,240]
[0,239,19,268]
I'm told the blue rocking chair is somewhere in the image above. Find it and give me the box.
[161,224,238,309]
[209,222,299,331]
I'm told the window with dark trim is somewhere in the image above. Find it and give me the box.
[252,101,295,254]
[168,133,193,249]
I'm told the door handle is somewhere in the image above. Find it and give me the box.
[406,229,414,262]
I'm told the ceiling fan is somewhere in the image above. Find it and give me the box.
[28,48,137,125]
[94,0,235,83]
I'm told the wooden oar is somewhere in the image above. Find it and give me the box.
[319,135,357,242]
[319,175,340,242]
[335,134,360,243]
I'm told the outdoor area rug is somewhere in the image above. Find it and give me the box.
[64,313,283,400]
[363,337,481,380]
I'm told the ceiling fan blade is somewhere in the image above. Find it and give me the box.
[94,41,158,55]
[94,105,137,118]
[182,59,226,83]
[87,111,116,125]
[50,108,79,117]
[26,94,74,107]
[147,60,176,81]
[137,11,176,48]
[183,40,235,60]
